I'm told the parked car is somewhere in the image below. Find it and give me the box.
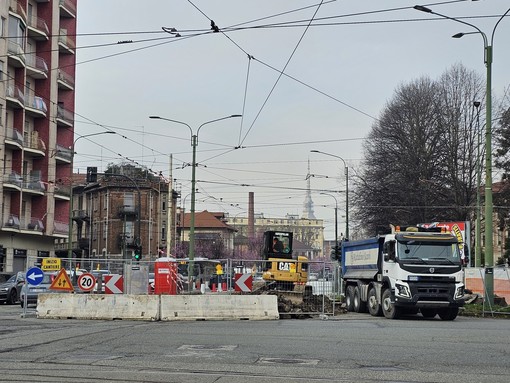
[20,273,55,308]
[0,272,24,304]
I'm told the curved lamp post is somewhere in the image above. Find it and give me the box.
[311,150,349,239]
[68,131,116,260]
[414,3,510,308]
[149,114,241,288]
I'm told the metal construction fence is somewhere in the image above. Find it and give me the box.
[24,256,344,316]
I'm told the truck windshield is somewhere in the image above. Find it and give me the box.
[397,240,460,263]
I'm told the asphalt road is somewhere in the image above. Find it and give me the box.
[1,303,509,383]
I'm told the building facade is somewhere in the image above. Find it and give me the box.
[56,174,177,269]
[1,0,77,272]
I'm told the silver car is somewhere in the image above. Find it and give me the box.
[20,273,54,308]
[0,272,24,304]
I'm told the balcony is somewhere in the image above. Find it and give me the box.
[5,127,23,149]
[3,214,20,230]
[7,40,25,68]
[73,209,90,222]
[26,55,49,79]
[3,172,23,190]
[119,205,138,216]
[57,69,75,90]
[54,184,71,199]
[27,15,50,41]
[22,176,46,196]
[55,144,72,163]
[59,0,76,18]
[56,105,74,127]
[58,29,75,55]
[25,95,48,117]
[9,0,27,23]
[53,221,69,237]
[6,84,25,109]
[21,218,45,233]
[23,131,46,157]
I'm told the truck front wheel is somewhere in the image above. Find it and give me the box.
[438,307,459,321]
[382,289,400,319]
[367,287,382,316]
[345,285,355,312]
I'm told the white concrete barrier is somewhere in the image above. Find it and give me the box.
[160,294,279,321]
[37,293,159,321]
[36,293,279,321]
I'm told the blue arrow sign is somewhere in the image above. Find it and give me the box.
[26,267,44,286]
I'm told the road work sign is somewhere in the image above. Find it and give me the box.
[50,268,74,292]
[42,258,61,271]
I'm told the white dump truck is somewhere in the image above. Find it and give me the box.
[341,225,465,320]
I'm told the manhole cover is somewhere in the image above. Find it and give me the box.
[258,357,320,365]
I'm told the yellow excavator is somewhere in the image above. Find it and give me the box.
[261,231,310,292]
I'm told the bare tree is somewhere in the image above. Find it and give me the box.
[353,64,485,234]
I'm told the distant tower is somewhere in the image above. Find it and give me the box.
[302,159,317,219]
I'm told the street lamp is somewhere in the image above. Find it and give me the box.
[149,114,241,288]
[414,3,510,309]
[320,192,338,258]
[311,150,349,239]
[474,101,482,268]
[68,131,116,260]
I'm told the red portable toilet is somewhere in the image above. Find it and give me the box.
[154,257,179,295]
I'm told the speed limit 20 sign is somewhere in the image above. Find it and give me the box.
[78,273,96,292]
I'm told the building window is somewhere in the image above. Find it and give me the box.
[103,192,108,210]
[93,222,98,241]
[103,219,108,239]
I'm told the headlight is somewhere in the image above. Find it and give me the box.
[0,287,7,292]
[455,285,464,299]
[395,283,411,298]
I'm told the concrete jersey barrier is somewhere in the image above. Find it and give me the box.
[37,294,159,320]
[160,295,279,321]
[36,293,279,321]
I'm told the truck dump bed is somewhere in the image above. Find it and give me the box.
[341,237,384,279]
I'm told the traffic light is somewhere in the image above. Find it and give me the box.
[86,167,97,182]
[133,246,142,261]
[330,245,341,262]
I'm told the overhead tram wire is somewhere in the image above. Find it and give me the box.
[22,0,480,177]
[239,1,326,146]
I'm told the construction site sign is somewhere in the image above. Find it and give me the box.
[49,268,74,292]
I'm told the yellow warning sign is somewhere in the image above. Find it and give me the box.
[42,258,61,271]
[49,268,74,292]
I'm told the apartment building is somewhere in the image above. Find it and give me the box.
[54,173,178,268]
[1,0,77,272]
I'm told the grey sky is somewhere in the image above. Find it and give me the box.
[75,1,510,239]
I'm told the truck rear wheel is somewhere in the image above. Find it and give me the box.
[438,307,459,321]
[353,286,367,313]
[345,285,355,312]
[382,288,400,319]
[367,287,382,316]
